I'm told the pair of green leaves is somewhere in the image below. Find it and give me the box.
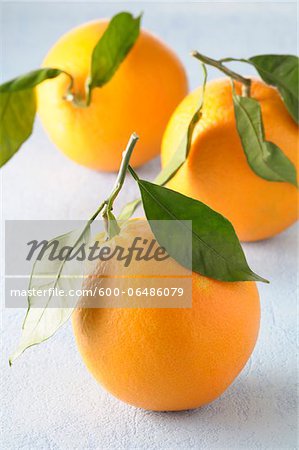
[221,54,298,124]
[234,54,298,187]
[193,52,298,187]
[0,12,141,167]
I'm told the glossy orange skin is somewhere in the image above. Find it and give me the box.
[72,220,260,411]
[37,20,188,171]
[161,79,298,242]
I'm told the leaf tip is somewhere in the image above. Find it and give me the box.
[9,344,25,366]
[252,273,269,284]
[240,269,269,284]
[8,353,16,366]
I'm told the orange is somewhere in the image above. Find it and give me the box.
[72,219,260,411]
[37,20,188,171]
[161,78,298,242]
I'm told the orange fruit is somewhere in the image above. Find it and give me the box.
[72,219,260,411]
[161,78,298,242]
[37,20,188,171]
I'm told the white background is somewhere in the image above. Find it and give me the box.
[0,1,297,449]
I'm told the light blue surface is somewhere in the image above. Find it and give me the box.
[0,2,298,449]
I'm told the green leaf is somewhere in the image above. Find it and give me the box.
[249,54,299,123]
[0,68,64,92]
[0,68,67,167]
[132,173,267,282]
[0,89,36,166]
[88,12,141,91]
[155,64,207,186]
[9,226,90,364]
[233,90,297,187]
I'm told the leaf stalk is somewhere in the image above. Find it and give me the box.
[107,133,139,211]
[95,133,139,238]
[192,51,251,97]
